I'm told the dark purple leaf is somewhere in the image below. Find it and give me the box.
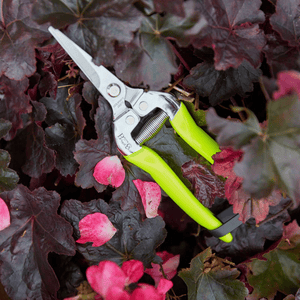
[41,90,85,134]
[73,139,110,193]
[94,98,117,154]
[270,0,300,47]
[39,72,58,98]
[205,197,291,264]
[0,149,19,192]
[60,199,167,267]
[115,0,207,89]
[0,185,76,300]
[45,123,79,177]
[33,0,143,66]
[0,0,50,80]
[22,123,56,178]
[153,0,185,17]
[73,100,119,192]
[112,161,153,212]
[158,196,196,232]
[82,81,100,121]
[0,76,32,140]
[183,60,262,105]
[37,43,69,79]
[192,0,266,70]
[50,255,84,300]
[182,160,225,208]
[0,118,11,139]
[41,90,86,176]
[263,33,300,76]
[31,101,47,122]
[114,35,177,90]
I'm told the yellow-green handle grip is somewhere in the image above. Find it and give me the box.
[170,103,220,164]
[125,146,233,243]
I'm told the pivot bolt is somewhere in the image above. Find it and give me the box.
[126,115,135,125]
[107,84,121,97]
[139,101,148,111]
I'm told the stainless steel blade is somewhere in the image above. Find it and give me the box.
[48,26,100,89]
[48,26,134,120]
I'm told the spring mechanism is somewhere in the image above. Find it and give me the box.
[135,110,168,145]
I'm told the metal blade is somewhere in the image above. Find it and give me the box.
[48,26,100,89]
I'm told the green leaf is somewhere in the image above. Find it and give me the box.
[206,94,300,204]
[235,95,300,203]
[246,220,300,300]
[0,150,19,192]
[179,247,248,300]
[206,107,261,149]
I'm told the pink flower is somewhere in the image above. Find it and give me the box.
[86,260,144,300]
[93,156,125,188]
[131,279,173,300]
[0,197,10,231]
[122,260,144,285]
[133,179,161,218]
[273,70,300,100]
[76,213,117,247]
[145,251,180,286]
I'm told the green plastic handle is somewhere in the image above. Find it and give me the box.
[170,103,220,164]
[125,146,233,243]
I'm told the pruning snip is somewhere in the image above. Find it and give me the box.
[49,27,242,243]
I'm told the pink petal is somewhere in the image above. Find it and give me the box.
[157,251,174,262]
[144,263,161,286]
[157,279,173,295]
[145,252,180,286]
[121,260,144,285]
[133,179,161,218]
[93,156,125,188]
[76,213,117,247]
[86,261,127,298]
[0,197,10,231]
[106,286,130,300]
[131,284,164,300]
[273,71,300,100]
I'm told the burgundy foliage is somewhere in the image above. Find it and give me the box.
[0,0,300,299]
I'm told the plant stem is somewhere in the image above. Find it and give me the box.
[259,77,272,103]
[167,39,190,71]
[230,97,246,121]
[105,242,125,257]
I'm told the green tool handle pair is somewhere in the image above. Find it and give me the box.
[125,103,233,243]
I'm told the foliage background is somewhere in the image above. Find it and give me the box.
[1,0,300,299]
